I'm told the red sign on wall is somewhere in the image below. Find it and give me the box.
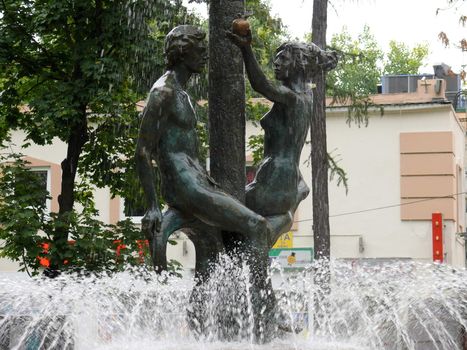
[432,212,443,263]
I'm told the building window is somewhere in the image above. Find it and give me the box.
[30,168,50,212]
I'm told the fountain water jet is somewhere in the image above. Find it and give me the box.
[1,258,466,350]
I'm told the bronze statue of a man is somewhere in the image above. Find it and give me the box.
[135,25,270,252]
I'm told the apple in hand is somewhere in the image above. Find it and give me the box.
[232,17,250,36]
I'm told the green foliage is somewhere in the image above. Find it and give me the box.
[189,100,209,166]
[246,99,269,166]
[327,26,383,126]
[242,0,286,165]
[0,152,160,276]
[0,153,49,274]
[327,150,349,193]
[184,0,286,102]
[327,26,427,126]
[323,27,427,190]
[246,98,270,123]
[384,41,429,75]
[184,1,285,168]
[0,0,202,196]
[302,146,349,193]
[167,258,183,278]
[0,0,200,272]
[247,134,264,166]
[55,214,149,274]
[328,26,383,96]
[2,0,143,143]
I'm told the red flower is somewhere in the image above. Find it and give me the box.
[41,242,50,254]
[115,244,126,257]
[38,257,50,268]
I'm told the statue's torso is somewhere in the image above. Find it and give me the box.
[260,94,311,163]
[246,93,312,215]
[158,88,199,158]
[151,80,209,206]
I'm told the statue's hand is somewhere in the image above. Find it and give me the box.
[142,207,162,239]
[226,29,252,48]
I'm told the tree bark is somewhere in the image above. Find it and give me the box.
[207,1,275,342]
[311,0,332,335]
[48,104,88,274]
[57,112,88,217]
[311,0,331,260]
[208,0,246,202]
[208,0,246,250]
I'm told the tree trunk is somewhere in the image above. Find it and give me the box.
[208,0,246,251]
[310,0,332,335]
[207,1,275,342]
[208,0,246,202]
[58,111,88,217]
[311,0,330,260]
[48,106,88,274]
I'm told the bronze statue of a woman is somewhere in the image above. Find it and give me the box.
[229,27,338,246]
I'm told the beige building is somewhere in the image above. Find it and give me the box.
[321,79,465,267]
[255,77,466,268]
[1,77,466,272]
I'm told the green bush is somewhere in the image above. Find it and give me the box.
[0,152,169,276]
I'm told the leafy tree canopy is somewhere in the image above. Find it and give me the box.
[0,0,201,198]
[328,25,384,97]
[326,25,429,126]
[329,26,430,96]
[0,0,201,272]
[384,41,429,75]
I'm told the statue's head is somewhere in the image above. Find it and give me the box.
[273,42,338,83]
[165,25,207,72]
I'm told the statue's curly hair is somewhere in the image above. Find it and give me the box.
[164,25,206,69]
[275,42,338,81]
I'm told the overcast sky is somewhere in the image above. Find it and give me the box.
[183,0,466,74]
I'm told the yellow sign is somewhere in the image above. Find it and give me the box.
[273,232,293,249]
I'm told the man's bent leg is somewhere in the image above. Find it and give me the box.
[188,186,270,243]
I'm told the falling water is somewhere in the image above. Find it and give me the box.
[1,258,466,350]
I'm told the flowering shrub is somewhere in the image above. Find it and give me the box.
[0,153,179,276]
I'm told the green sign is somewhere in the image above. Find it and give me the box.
[269,247,313,269]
